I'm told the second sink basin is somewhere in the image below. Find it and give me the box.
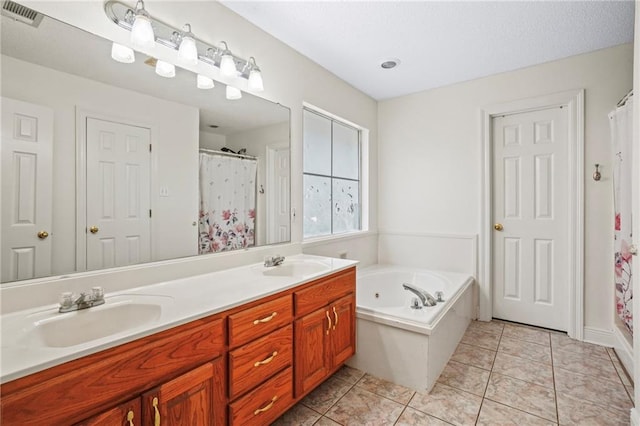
[26,295,172,348]
[262,260,330,277]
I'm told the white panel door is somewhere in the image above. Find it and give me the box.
[1,97,53,282]
[86,118,151,271]
[267,145,290,243]
[492,106,568,331]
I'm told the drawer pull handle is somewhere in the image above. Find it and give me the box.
[333,306,338,330]
[152,397,160,426]
[127,410,135,426]
[253,312,277,325]
[326,310,332,335]
[254,351,278,367]
[254,395,278,415]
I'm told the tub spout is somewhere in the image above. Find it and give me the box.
[402,283,437,307]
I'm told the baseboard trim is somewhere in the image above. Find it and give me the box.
[583,326,615,347]
[612,325,634,378]
[631,408,639,426]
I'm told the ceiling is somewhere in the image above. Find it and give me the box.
[222,1,635,100]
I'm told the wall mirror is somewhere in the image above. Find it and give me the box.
[0,8,291,283]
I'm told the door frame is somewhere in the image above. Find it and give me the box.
[75,107,155,272]
[266,142,290,244]
[479,89,584,339]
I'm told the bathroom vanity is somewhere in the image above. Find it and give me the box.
[0,256,356,425]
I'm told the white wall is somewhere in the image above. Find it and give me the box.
[378,44,633,333]
[199,131,226,150]
[1,55,199,275]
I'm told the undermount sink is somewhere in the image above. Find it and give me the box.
[262,260,330,277]
[27,295,172,348]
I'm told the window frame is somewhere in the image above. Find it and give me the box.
[302,107,363,240]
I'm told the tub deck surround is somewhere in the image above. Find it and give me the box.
[0,254,357,383]
[348,264,474,392]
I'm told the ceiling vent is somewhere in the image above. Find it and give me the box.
[2,1,43,28]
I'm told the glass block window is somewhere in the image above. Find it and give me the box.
[303,109,361,238]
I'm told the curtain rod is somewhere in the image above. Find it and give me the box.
[199,148,257,161]
[617,89,633,107]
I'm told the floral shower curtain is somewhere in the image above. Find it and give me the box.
[198,153,257,254]
[610,96,633,334]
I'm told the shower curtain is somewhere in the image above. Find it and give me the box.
[610,96,633,334]
[198,153,257,254]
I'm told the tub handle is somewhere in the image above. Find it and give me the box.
[332,306,338,330]
[325,310,332,335]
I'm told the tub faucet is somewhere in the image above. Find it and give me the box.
[264,255,285,267]
[402,283,437,307]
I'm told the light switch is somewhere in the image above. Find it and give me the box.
[159,187,170,197]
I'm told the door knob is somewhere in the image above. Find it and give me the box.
[37,230,49,239]
[89,226,99,234]
[494,223,504,231]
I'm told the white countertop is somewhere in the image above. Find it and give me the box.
[0,254,358,383]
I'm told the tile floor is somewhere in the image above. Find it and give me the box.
[272,320,634,425]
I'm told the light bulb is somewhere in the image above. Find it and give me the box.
[111,42,135,64]
[178,24,198,65]
[130,1,154,49]
[197,74,215,90]
[248,68,264,92]
[220,54,237,77]
[155,60,175,78]
[226,85,242,100]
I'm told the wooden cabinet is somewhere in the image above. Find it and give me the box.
[1,316,225,426]
[228,367,293,426]
[75,398,140,426]
[294,270,356,397]
[228,324,293,400]
[227,296,294,425]
[228,294,292,349]
[1,266,356,426]
[143,359,225,426]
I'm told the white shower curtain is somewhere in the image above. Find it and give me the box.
[198,153,257,254]
[610,96,633,334]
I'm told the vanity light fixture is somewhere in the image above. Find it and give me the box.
[247,57,264,92]
[155,59,175,78]
[111,42,135,63]
[130,0,154,49]
[177,23,198,65]
[226,85,242,100]
[105,0,265,91]
[197,74,215,89]
[219,42,237,77]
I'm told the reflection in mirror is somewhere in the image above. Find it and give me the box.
[0,8,291,283]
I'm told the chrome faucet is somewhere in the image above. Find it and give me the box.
[264,255,285,267]
[59,287,105,313]
[402,283,437,307]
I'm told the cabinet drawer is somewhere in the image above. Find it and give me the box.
[229,324,292,400]
[294,268,355,317]
[228,294,292,348]
[229,367,293,426]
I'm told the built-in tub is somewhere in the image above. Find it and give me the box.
[347,265,474,392]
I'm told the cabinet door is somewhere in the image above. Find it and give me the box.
[330,294,356,367]
[75,398,140,426]
[294,307,331,397]
[143,358,225,426]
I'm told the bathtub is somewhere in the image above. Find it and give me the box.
[346,265,474,392]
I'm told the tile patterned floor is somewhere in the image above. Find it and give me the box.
[272,320,634,425]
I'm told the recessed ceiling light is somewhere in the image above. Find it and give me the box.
[381,58,400,69]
